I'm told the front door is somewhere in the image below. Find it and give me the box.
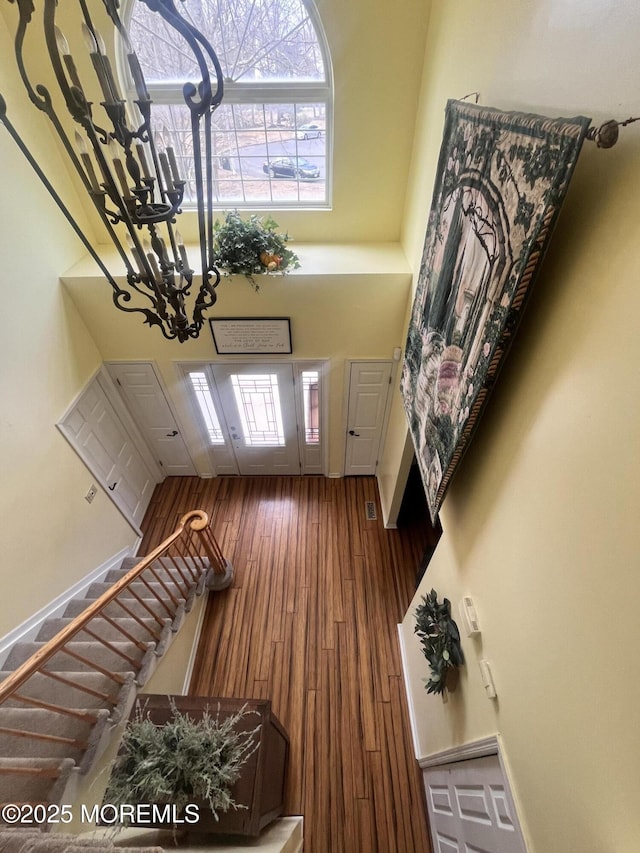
[211,364,301,475]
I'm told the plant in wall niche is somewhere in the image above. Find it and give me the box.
[213,211,300,288]
[105,698,260,822]
[414,589,465,695]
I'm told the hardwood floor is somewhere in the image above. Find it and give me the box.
[140,476,433,852]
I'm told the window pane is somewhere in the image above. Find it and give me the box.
[301,371,320,444]
[188,372,225,444]
[129,0,326,83]
[150,102,326,205]
[230,374,285,446]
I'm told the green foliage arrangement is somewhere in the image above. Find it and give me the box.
[213,210,300,287]
[414,589,465,695]
[105,699,260,821]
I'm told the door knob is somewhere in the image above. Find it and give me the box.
[166,430,178,437]
[349,430,360,437]
[108,481,117,491]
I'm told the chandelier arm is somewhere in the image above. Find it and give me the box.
[5,0,232,342]
[137,0,224,114]
[112,287,178,341]
[204,105,215,272]
[9,0,131,274]
[0,93,124,292]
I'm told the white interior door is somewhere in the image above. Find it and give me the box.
[107,362,196,476]
[59,376,158,528]
[344,361,392,475]
[423,755,527,852]
[211,364,301,475]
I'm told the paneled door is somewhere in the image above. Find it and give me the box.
[344,361,392,475]
[423,755,527,852]
[58,375,158,528]
[211,364,301,475]
[107,362,196,476]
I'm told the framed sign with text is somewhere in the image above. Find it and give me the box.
[209,317,292,355]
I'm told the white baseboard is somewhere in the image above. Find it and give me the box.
[397,623,421,760]
[0,543,140,669]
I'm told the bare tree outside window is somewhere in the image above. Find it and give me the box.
[123,0,331,207]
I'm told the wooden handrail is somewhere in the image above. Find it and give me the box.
[0,509,226,706]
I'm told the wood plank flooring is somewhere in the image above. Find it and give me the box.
[140,476,433,852]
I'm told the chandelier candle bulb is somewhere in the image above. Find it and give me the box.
[81,22,97,53]
[74,131,100,193]
[86,26,119,105]
[127,52,150,101]
[108,141,131,199]
[176,232,190,271]
[166,146,181,183]
[146,249,162,283]
[158,151,174,191]
[54,27,83,91]
[127,234,146,275]
[135,144,151,180]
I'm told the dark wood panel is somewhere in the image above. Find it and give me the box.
[140,476,432,853]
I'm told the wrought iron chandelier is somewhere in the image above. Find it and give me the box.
[0,0,224,342]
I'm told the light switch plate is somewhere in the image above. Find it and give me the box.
[479,659,497,699]
[459,595,481,636]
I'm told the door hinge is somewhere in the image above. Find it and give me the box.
[388,376,392,384]
[158,460,164,467]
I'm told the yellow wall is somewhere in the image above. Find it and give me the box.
[394,1,640,851]
[0,15,136,635]
[62,244,411,476]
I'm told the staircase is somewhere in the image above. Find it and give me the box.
[0,511,232,830]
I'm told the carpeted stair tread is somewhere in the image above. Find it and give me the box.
[63,599,183,635]
[84,582,183,603]
[4,642,151,676]
[36,617,158,645]
[61,599,171,627]
[119,555,207,574]
[100,573,198,613]
[0,757,76,803]
[0,708,109,770]
[0,671,135,719]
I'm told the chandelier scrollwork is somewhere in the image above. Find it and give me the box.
[1,0,224,342]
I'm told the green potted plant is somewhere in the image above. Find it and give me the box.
[414,589,465,695]
[213,210,300,287]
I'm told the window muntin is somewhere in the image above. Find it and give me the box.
[230,374,286,446]
[123,0,331,208]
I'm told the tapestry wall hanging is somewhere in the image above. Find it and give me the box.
[401,100,591,523]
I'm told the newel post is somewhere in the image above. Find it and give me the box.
[182,510,234,591]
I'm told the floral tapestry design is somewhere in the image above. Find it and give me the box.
[401,100,590,523]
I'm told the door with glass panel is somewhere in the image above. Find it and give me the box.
[211,364,301,475]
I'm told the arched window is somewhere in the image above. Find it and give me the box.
[121,0,332,208]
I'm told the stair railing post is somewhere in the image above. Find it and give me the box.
[182,511,228,575]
